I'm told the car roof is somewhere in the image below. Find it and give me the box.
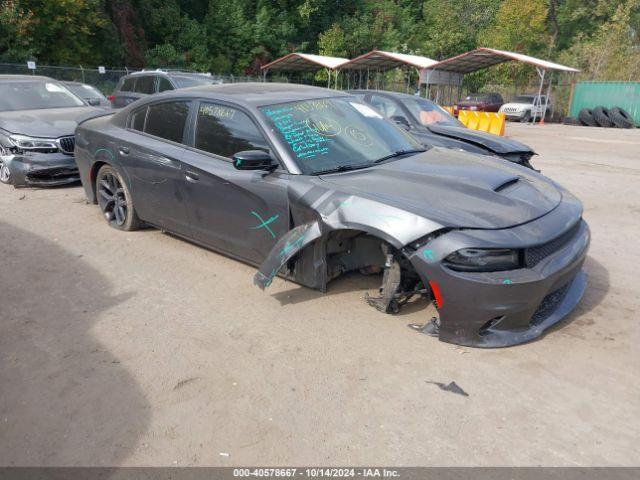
[349,89,429,102]
[125,70,212,78]
[153,82,350,108]
[0,74,55,82]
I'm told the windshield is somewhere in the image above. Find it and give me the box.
[66,83,104,100]
[463,94,489,102]
[172,75,217,88]
[0,81,85,111]
[403,97,462,127]
[260,97,423,175]
[513,95,536,103]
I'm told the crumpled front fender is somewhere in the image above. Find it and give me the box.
[253,190,444,291]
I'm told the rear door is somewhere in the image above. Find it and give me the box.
[117,99,193,235]
[112,76,138,108]
[180,100,290,263]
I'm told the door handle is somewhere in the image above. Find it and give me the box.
[119,146,130,155]
[185,170,199,183]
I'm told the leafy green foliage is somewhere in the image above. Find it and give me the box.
[0,0,638,82]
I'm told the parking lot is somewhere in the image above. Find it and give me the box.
[1,123,639,466]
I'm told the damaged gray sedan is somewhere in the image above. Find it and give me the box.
[0,75,107,187]
[75,83,590,347]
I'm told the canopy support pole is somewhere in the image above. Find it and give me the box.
[542,71,553,122]
[532,67,546,124]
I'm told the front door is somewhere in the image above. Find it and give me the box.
[181,101,290,264]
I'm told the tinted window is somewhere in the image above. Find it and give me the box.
[134,76,156,94]
[144,101,190,143]
[130,106,148,131]
[0,81,85,111]
[172,75,215,88]
[403,97,461,127]
[195,102,269,158]
[121,77,135,92]
[158,77,173,92]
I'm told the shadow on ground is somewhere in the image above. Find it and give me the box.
[0,221,149,466]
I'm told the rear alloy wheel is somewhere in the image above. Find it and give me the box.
[0,160,10,184]
[96,165,141,231]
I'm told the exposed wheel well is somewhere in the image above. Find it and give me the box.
[90,161,109,203]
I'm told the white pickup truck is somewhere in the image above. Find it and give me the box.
[499,94,551,122]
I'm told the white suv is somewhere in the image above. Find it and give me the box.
[499,94,551,122]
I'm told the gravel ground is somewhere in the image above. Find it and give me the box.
[0,123,638,466]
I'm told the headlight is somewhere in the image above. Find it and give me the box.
[469,106,478,111]
[8,134,58,151]
[444,248,522,272]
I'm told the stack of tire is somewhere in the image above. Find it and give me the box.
[574,107,635,128]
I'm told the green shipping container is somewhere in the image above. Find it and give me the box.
[569,81,640,126]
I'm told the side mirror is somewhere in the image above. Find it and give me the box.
[88,98,101,106]
[232,150,277,171]
[391,116,411,131]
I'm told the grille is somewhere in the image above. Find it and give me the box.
[57,136,75,154]
[530,283,570,326]
[524,222,581,268]
[27,167,79,181]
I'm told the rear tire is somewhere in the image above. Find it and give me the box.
[592,106,614,128]
[0,160,11,185]
[578,108,598,127]
[609,107,635,128]
[96,164,142,231]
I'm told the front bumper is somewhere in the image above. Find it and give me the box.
[501,111,526,120]
[2,152,79,187]
[408,202,590,347]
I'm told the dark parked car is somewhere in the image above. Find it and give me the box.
[63,81,111,107]
[75,83,589,347]
[454,92,504,115]
[0,75,104,187]
[109,70,223,108]
[351,90,536,169]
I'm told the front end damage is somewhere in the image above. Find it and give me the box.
[0,151,79,187]
[254,187,590,348]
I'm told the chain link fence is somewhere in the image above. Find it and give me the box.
[0,63,265,94]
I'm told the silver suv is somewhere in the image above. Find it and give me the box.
[110,70,222,108]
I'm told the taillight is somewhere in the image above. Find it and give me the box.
[107,95,114,102]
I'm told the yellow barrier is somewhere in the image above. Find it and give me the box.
[456,110,505,136]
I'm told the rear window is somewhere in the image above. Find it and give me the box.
[121,77,135,92]
[171,75,214,88]
[130,107,148,131]
[134,76,156,94]
[158,77,173,92]
[144,101,190,143]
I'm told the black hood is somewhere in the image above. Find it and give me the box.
[426,124,533,155]
[319,148,560,230]
[0,106,103,137]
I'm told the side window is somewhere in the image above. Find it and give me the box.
[130,106,148,131]
[144,101,190,143]
[195,102,269,158]
[369,95,403,120]
[134,76,156,94]
[121,77,135,92]
[158,77,174,92]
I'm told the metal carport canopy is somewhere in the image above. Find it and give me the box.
[425,48,579,74]
[341,50,439,70]
[261,53,349,72]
